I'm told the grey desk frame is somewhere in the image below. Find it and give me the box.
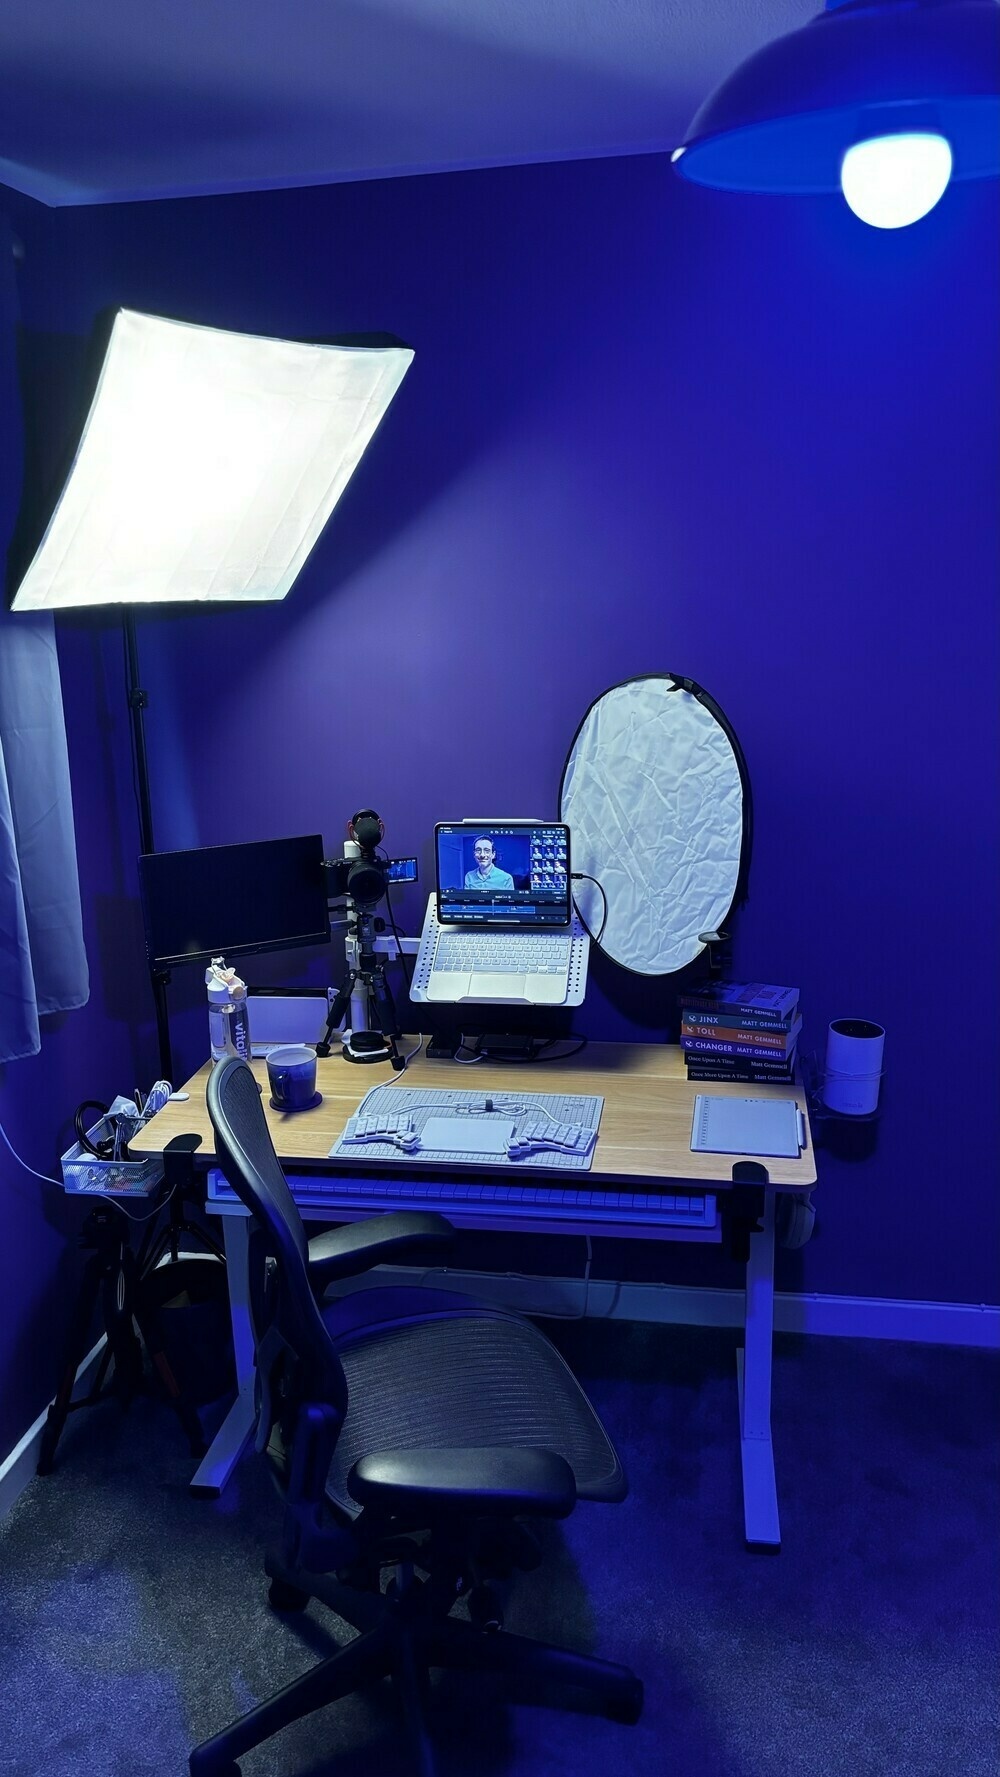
[196,1179,783,1550]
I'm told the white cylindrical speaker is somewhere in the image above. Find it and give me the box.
[823,1019,885,1116]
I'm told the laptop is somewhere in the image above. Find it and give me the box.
[426,820,574,1004]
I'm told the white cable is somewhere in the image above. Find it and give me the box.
[0,1115,64,1187]
[0,1113,172,1221]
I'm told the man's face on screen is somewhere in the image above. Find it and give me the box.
[474,840,495,873]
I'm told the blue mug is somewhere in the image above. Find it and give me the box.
[266,1044,319,1113]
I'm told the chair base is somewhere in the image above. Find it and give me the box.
[189,1575,642,1777]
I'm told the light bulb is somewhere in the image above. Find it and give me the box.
[840,132,953,229]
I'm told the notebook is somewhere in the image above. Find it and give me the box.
[690,1094,805,1159]
[426,819,573,1004]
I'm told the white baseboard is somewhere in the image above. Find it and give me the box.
[0,1336,106,1523]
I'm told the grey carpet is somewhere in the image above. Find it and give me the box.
[1,1322,997,1777]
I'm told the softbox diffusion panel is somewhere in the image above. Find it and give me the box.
[11,310,413,611]
[559,675,751,976]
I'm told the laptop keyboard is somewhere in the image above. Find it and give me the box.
[435,933,571,975]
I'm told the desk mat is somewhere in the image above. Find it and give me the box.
[329,1085,604,1173]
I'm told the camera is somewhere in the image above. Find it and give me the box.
[323,808,417,910]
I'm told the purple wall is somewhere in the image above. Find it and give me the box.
[1,152,998,1448]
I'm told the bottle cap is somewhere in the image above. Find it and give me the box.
[206,956,234,1003]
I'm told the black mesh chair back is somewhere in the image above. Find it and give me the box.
[191,1056,645,1776]
[207,1056,348,1423]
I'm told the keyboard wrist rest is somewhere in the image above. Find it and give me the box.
[307,1211,454,1287]
[348,1445,577,1518]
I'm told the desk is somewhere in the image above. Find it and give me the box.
[134,1042,816,1548]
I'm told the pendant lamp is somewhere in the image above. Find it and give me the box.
[672,0,1000,228]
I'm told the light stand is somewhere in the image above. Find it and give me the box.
[123,607,173,1084]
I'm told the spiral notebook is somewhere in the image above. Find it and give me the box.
[690,1094,805,1159]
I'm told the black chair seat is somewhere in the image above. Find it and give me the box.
[322,1289,625,1517]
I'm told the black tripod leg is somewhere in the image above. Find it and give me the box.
[103,1239,146,1404]
[37,1252,105,1475]
[129,1255,207,1458]
[315,974,355,1057]
[371,971,404,1071]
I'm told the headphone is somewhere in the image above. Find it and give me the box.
[74,1100,117,1160]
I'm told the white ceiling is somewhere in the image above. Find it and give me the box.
[0,0,815,207]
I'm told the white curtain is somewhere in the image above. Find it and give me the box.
[0,211,89,1059]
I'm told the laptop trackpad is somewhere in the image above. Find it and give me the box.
[467,975,529,1000]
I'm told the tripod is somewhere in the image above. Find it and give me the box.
[316,902,406,1070]
[37,1135,224,1476]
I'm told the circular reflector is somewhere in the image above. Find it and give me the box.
[559,676,751,977]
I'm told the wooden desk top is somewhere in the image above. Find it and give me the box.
[131,1041,817,1190]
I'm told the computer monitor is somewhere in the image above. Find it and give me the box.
[434,820,571,926]
[138,834,331,970]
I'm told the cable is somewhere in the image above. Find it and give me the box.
[518,1037,589,1064]
[102,1182,179,1224]
[349,1037,425,1121]
[379,853,413,990]
[0,1116,66,1188]
[571,872,609,946]
[0,1114,173,1222]
[408,1236,596,1322]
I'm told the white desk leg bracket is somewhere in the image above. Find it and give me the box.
[736,1189,780,1551]
[190,1214,256,1498]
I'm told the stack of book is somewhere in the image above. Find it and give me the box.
[678,982,801,1084]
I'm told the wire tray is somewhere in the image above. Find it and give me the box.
[60,1118,164,1198]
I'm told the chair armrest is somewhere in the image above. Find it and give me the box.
[347,1445,577,1519]
[307,1211,454,1288]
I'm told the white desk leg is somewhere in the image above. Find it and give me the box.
[190,1213,257,1498]
[736,1190,780,1551]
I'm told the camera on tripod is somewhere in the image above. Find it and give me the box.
[318,810,418,1068]
[323,808,417,909]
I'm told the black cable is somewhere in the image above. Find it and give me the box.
[380,857,413,990]
[571,872,609,946]
[530,1036,589,1062]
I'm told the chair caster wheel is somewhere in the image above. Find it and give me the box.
[606,1676,644,1725]
[268,1578,310,1613]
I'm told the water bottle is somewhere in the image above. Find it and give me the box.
[206,957,252,1063]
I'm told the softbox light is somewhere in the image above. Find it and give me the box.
[559,675,751,977]
[11,309,414,611]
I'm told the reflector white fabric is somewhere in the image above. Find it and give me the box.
[560,678,744,976]
[12,310,414,610]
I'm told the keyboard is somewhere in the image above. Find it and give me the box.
[434,933,571,976]
[331,1085,603,1172]
[207,1168,717,1232]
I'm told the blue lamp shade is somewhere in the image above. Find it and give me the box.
[672,0,1000,199]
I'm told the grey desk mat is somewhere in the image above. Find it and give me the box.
[330,1085,604,1173]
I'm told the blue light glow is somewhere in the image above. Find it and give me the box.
[840,132,953,228]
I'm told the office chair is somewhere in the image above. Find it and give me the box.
[189,1056,643,1777]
